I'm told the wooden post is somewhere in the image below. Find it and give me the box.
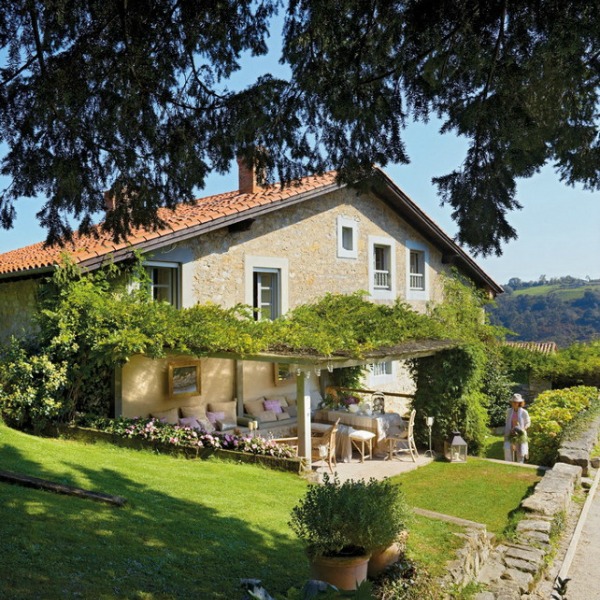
[296,371,312,467]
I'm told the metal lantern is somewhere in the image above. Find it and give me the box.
[444,431,468,463]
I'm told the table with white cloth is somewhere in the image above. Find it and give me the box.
[313,409,406,459]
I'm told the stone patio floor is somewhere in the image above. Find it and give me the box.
[312,451,433,482]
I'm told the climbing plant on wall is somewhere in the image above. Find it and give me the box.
[410,273,506,454]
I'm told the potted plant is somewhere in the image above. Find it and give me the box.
[289,475,410,589]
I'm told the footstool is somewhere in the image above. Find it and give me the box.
[349,429,376,462]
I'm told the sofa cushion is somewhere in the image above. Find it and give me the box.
[277,411,291,421]
[207,401,236,421]
[206,411,225,425]
[255,410,278,423]
[285,397,297,407]
[215,420,237,431]
[150,408,179,424]
[244,398,266,417]
[263,399,283,414]
[178,416,201,429]
[180,405,205,419]
[286,405,298,418]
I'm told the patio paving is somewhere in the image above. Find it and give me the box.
[312,451,433,482]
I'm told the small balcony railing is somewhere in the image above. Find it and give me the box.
[374,270,390,289]
[410,272,424,290]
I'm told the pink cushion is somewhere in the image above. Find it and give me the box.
[263,399,283,414]
[206,411,225,425]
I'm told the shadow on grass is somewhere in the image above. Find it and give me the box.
[0,439,307,599]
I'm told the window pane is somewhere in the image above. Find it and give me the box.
[409,251,425,290]
[342,226,353,251]
[371,361,392,376]
[253,270,280,320]
[146,266,177,306]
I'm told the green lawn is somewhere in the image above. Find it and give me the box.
[483,434,505,460]
[391,457,543,537]
[0,423,309,599]
[0,424,540,598]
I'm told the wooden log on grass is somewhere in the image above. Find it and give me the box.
[0,470,127,507]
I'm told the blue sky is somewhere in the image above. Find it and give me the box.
[1,16,598,285]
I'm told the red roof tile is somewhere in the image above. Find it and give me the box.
[0,172,339,277]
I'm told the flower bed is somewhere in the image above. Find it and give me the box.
[58,416,305,473]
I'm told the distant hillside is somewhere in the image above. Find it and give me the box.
[487,276,600,348]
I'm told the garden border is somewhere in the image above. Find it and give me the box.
[55,425,308,474]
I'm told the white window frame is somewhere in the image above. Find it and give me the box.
[253,268,280,321]
[245,256,289,320]
[368,361,394,385]
[144,261,180,308]
[406,241,430,301]
[368,235,396,300]
[337,216,358,259]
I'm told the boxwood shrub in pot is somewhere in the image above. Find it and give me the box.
[289,475,410,589]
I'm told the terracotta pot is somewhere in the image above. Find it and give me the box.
[309,553,371,590]
[367,542,403,578]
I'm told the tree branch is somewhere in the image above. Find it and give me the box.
[28,5,46,76]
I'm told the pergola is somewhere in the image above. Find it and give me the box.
[219,338,459,466]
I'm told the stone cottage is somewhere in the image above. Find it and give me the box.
[0,164,501,443]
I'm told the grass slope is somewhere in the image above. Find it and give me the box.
[0,423,308,599]
[392,457,542,537]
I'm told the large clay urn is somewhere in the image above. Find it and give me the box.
[309,552,371,590]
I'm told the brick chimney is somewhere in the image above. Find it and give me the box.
[237,156,261,194]
[104,190,116,212]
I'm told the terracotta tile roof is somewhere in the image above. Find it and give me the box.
[0,172,340,277]
[504,341,558,354]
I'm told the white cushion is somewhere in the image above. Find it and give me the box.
[349,430,376,441]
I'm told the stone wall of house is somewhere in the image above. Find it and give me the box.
[0,278,40,343]
[185,188,449,313]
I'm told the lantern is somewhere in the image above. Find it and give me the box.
[444,431,468,463]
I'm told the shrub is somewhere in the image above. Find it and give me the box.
[527,386,600,466]
[289,475,411,559]
[0,340,70,433]
[482,350,516,427]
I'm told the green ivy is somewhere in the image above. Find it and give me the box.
[410,274,506,455]
[0,261,502,436]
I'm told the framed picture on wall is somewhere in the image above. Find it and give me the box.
[273,363,297,386]
[168,360,201,399]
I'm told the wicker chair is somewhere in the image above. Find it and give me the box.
[311,419,340,473]
[385,409,417,462]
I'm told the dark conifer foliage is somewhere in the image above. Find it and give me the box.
[0,1,598,253]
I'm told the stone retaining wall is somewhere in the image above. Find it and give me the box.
[412,508,493,590]
[557,414,600,476]
[474,412,600,600]
[475,463,582,599]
